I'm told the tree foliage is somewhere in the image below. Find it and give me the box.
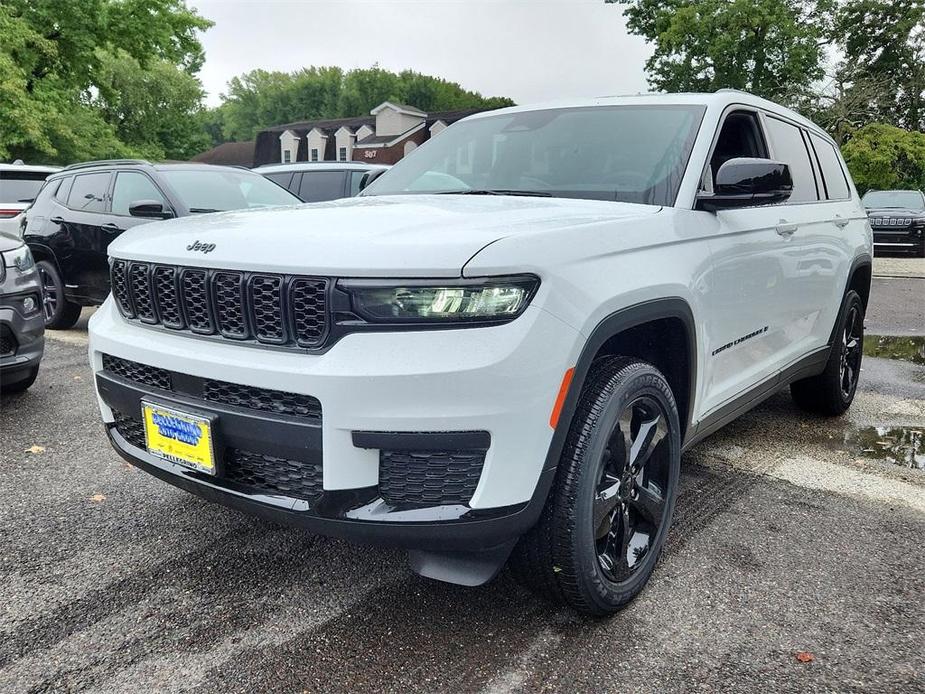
[611,0,832,102]
[216,66,515,142]
[0,0,211,163]
[841,123,925,194]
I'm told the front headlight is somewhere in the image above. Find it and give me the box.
[340,275,539,324]
[2,244,35,273]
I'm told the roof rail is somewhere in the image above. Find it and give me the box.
[63,159,152,171]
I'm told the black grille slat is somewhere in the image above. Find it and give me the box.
[181,269,213,334]
[379,450,486,507]
[111,410,322,501]
[129,263,156,323]
[0,325,16,356]
[213,271,248,339]
[153,266,183,329]
[290,279,328,347]
[110,262,328,351]
[102,354,172,390]
[203,380,321,420]
[111,260,134,317]
[250,275,285,343]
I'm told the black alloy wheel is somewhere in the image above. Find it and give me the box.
[839,302,863,401]
[35,260,82,329]
[593,395,670,582]
[37,262,58,323]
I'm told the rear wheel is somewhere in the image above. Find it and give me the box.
[791,290,864,416]
[37,260,81,330]
[510,357,681,616]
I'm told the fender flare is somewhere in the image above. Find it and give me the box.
[522,297,698,523]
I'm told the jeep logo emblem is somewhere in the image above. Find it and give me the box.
[186,240,216,254]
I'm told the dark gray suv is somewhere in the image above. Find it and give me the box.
[0,233,43,393]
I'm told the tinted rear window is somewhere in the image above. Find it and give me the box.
[298,171,348,202]
[0,171,52,203]
[810,135,850,200]
[764,117,818,203]
[68,172,111,212]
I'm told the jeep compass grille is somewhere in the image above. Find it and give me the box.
[111,261,329,350]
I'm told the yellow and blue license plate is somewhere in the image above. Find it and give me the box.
[142,402,216,474]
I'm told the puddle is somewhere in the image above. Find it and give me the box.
[863,335,925,365]
[844,426,924,470]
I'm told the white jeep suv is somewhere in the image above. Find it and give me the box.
[89,91,872,615]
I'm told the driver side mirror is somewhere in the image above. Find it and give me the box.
[129,200,172,219]
[696,158,793,212]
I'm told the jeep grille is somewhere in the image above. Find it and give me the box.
[110,260,329,349]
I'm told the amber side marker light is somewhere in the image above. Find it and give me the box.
[549,367,575,429]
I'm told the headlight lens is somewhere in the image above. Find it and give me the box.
[341,276,539,323]
[3,244,35,273]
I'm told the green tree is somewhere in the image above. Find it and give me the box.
[0,0,211,163]
[841,124,925,194]
[835,0,925,132]
[611,0,833,103]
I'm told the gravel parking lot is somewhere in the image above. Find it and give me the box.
[2,286,924,693]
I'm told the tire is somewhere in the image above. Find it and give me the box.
[36,260,81,330]
[510,357,682,616]
[790,289,864,416]
[2,365,39,394]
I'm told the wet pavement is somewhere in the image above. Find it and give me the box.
[1,310,924,692]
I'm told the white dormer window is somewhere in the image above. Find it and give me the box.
[283,150,292,163]
[339,147,347,162]
[311,148,319,162]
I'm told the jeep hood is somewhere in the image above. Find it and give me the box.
[108,195,660,277]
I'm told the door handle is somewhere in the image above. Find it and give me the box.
[101,223,123,234]
[834,215,850,228]
[776,221,798,237]
[50,216,65,225]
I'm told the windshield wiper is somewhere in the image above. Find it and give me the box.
[437,189,552,197]
[189,207,222,213]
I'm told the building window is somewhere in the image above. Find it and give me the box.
[283,150,292,163]
[338,147,348,162]
[310,148,319,162]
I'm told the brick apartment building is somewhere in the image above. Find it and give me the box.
[252,101,493,167]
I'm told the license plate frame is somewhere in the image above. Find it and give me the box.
[141,400,218,475]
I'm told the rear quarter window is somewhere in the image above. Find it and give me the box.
[810,134,851,200]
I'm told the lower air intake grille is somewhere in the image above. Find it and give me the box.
[202,380,322,421]
[379,449,486,507]
[0,325,16,356]
[102,354,172,390]
[111,410,322,501]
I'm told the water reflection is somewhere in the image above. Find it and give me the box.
[847,426,924,470]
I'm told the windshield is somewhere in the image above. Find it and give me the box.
[363,105,706,206]
[160,169,300,212]
[0,171,53,203]
[862,190,925,210]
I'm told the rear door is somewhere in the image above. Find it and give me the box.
[58,171,114,302]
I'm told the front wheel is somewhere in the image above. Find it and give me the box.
[510,357,681,616]
[36,260,81,330]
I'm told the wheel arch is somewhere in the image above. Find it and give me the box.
[26,242,62,273]
[846,254,872,314]
[526,298,698,522]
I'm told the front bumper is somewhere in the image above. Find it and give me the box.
[872,227,924,252]
[1,286,45,385]
[89,297,579,551]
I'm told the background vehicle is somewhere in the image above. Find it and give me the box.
[89,92,871,615]
[256,162,389,202]
[0,162,61,236]
[23,160,300,329]
[862,189,925,257]
[0,233,43,393]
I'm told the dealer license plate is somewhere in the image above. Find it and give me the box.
[142,402,216,474]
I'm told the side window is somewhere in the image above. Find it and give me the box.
[764,117,818,203]
[809,134,850,200]
[706,111,768,189]
[55,176,73,203]
[67,173,111,212]
[111,172,168,215]
[263,172,294,192]
[349,171,366,197]
[298,171,347,202]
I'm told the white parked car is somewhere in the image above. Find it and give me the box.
[89,91,871,615]
[255,162,389,202]
[0,162,61,236]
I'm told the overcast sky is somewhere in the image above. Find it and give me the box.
[191,0,653,108]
